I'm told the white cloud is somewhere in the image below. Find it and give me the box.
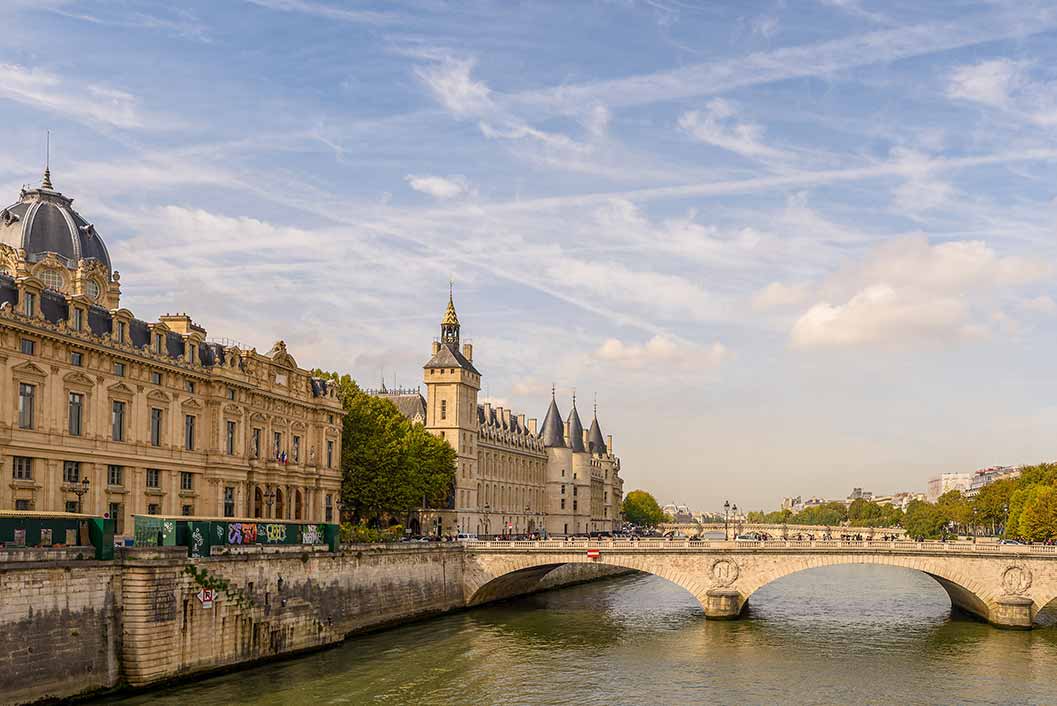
[678,99,789,161]
[405,174,473,200]
[593,335,728,370]
[414,55,493,117]
[1021,295,1057,316]
[947,59,1024,110]
[786,236,1051,348]
[243,0,395,24]
[0,63,146,129]
[751,14,780,38]
[753,282,811,311]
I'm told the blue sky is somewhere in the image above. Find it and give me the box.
[4,0,1057,511]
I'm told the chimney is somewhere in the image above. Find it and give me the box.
[502,408,512,428]
[607,435,613,454]
[517,413,526,431]
[528,418,537,434]
[462,343,473,361]
[483,402,492,421]
[432,341,441,354]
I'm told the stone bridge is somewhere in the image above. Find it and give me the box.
[463,539,1057,629]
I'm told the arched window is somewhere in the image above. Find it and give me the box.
[38,268,64,290]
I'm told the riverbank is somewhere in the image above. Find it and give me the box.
[0,544,628,705]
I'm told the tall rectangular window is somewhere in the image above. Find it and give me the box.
[226,420,236,455]
[116,321,126,343]
[18,383,34,429]
[113,362,125,377]
[273,431,282,458]
[154,333,163,353]
[181,504,193,516]
[252,428,261,458]
[108,464,123,486]
[146,468,160,488]
[150,371,161,385]
[326,440,334,468]
[70,351,83,366]
[72,307,83,331]
[147,503,159,515]
[63,460,80,483]
[23,291,34,317]
[325,494,333,522]
[185,380,195,394]
[12,456,32,480]
[180,471,193,491]
[112,400,126,441]
[223,486,235,517]
[184,414,195,450]
[20,338,35,355]
[227,387,236,401]
[68,392,84,436]
[440,399,447,419]
[292,435,300,463]
[109,502,123,533]
[150,408,162,446]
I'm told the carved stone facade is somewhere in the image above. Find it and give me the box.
[396,291,624,537]
[0,172,343,531]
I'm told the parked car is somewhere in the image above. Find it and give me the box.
[455,533,478,542]
[735,532,765,542]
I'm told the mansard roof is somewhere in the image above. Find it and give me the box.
[539,396,565,448]
[567,402,586,453]
[424,342,480,375]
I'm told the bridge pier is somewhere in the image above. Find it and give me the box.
[992,596,1034,629]
[703,589,743,620]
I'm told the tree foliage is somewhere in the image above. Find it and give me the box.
[622,490,668,527]
[314,371,456,526]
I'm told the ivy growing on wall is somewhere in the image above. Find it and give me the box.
[183,565,255,610]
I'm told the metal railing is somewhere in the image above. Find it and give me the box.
[462,538,1057,555]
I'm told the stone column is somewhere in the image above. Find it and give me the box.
[702,589,743,619]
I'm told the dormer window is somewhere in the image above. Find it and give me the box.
[39,269,64,290]
[22,292,34,317]
[115,321,126,343]
[154,333,163,353]
[72,307,83,331]
[85,280,101,300]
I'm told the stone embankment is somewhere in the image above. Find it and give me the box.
[0,544,626,704]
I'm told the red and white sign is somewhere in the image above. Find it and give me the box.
[586,549,601,560]
[196,588,216,608]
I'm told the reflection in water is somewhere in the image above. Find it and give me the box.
[99,565,1057,705]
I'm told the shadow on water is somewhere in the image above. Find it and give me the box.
[97,565,1057,706]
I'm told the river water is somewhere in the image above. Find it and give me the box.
[102,565,1057,705]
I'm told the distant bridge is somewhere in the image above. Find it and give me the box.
[659,522,907,538]
[464,538,1054,628]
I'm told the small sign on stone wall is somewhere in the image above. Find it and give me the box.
[196,588,216,609]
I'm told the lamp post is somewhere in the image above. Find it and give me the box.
[74,476,90,514]
[732,504,739,537]
[723,500,730,541]
[483,504,491,539]
[264,487,276,518]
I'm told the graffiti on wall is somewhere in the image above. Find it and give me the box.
[302,524,324,545]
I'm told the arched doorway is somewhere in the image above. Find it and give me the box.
[254,487,263,518]
[294,490,303,520]
[275,489,285,520]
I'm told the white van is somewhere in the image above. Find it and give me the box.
[455,533,478,542]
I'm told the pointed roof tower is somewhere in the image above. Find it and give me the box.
[540,385,566,448]
[567,393,586,452]
[588,399,607,455]
[425,283,479,374]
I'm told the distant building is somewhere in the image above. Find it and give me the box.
[965,466,1021,499]
[369,384,426,424]
[662,503,694,523]
[847,487,873,504]
[926,472,973,503]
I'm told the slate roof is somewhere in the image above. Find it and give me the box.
[424,342,480,375]
[539,397,565,448]
[377,391,426,421]
[567,402,586,453]
[588,415,607,455]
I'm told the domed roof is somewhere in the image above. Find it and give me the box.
[0,170,112,274]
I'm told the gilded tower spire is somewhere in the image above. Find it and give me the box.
[440,280,460,344]
[41,130,53,190]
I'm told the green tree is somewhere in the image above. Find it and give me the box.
[903,499,947,539]
[622,490,667,527]
[1017,485,1057,542]
[972,478,1014,536]
[315,371,456,527]
[936,490,971,533]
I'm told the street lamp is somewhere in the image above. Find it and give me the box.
[483,504,491,539]
[264,487,276,517]
[732,504,739,537]
[75,476,90,513]
[723,500,730,541]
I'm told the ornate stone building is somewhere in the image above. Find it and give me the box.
[0,170,343,531]
[379,290,624,536]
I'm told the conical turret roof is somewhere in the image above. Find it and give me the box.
[540,392,565,448]
[568,398,586,453]
[588,412,607,455]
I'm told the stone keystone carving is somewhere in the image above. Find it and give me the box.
[1002,564,1032,595]
[710,558,739,587]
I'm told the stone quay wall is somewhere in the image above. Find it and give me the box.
[0,543,627,704]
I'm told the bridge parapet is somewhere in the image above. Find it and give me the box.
[462,539,1057,629]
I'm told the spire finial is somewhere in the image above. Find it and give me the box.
[593,393,598,417]
[572,387,576,407]
[551,383,556,399]
[449,276,454,303]
[41,130,53,190]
